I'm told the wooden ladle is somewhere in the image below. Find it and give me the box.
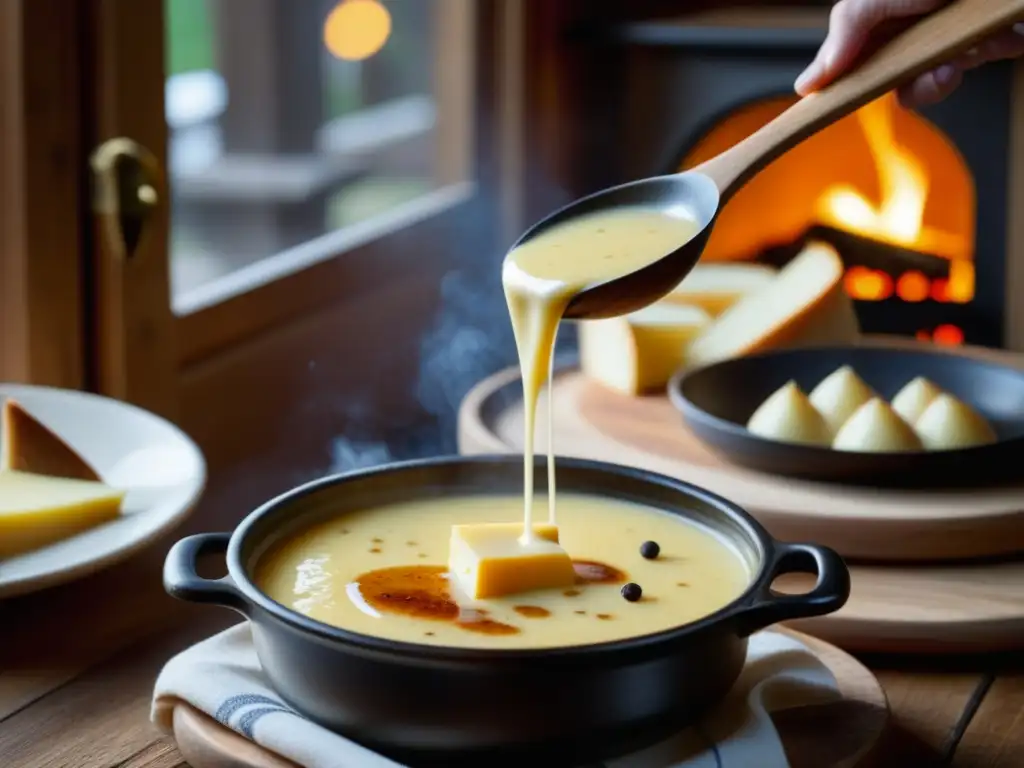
[515,0,1024,320]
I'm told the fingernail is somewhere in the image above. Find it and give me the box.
[1014,22,1024,36]
[935,64,958,86]
[795,63,819,93]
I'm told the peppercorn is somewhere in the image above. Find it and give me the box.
[621,583,643,602]
[640,540,661,559]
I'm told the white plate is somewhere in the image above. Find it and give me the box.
[0,384,206,599]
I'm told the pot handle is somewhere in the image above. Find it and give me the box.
[734,542,850,638]
[164,532,249,614]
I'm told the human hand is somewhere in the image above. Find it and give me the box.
[794,0,1024,108]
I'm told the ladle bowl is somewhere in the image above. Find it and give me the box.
[512,0,1024,321]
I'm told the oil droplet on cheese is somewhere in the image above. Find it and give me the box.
[890,376,944,425]
[746,381,832,446]
[808,365,875,434]
[832,398,923,453]
[913,393,997,450]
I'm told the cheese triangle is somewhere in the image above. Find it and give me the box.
[0,470,125,558]
[1,399,101,481]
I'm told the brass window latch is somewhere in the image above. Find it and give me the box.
[90,138,161,262]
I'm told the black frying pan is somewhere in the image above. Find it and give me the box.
[669,345,1024,488]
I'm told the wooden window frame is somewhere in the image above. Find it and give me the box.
[166,0,487,365]
[0,0,88,389]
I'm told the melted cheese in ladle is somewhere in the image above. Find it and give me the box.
[502,207,701,541]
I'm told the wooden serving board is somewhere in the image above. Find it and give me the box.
[168,630,888,768]
[458,364,1024,654]
[458,362,1024,563]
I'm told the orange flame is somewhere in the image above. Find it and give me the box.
[817,93,974,304]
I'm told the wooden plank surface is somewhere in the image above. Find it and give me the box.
[954,674,1024,767]
[0,560,1011,768]
[0,480,1013,768]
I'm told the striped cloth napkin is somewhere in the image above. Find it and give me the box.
[152,623,839,768]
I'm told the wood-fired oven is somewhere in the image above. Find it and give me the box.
[575,6,1024,349]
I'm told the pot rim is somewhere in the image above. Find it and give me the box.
[221,454,787,662]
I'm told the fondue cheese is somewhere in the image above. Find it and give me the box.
[808,365,875,434]
[449,522,576,599]
[686,242,861,369]
[577,302,711,395]
[0,471,125,558]
[831,398,923,453]
[666,262,778,316]
[890,376,943,424]
[500,206,701,593]
[255,493,751,649]
[913,393,997,450]
[1,399,100,481]
[746,381,831,446]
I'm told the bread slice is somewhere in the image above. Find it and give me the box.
[666,262,778,316]
[686,242,861,369]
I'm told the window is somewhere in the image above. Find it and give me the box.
[165,0,474,314]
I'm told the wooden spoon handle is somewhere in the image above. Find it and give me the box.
[694,0,1024,201]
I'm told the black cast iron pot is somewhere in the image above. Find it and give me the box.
[164,455,850,767]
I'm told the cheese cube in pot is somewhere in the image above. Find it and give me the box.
[448,522,576,600]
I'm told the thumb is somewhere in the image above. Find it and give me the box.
[796,0,947,95]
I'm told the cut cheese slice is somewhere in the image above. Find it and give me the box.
[745,381,832,446]
[686,243,861,370]
[578,303,712,395]
[0,470,124,558]
[1,399,101,481]
[832,398,923,453]
[666,262,778,316]
[448,522,576,600]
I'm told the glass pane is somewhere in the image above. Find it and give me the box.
[164,0,471,310]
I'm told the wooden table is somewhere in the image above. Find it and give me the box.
[1,531,1021,768]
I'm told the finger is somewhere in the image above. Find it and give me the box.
[897,63,963,108]
[796,0,947,95]
[900,25,1024,108]
[955,24,1024,70]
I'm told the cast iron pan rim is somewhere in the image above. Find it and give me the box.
[666,346,1024,457]
[226,454,775,663]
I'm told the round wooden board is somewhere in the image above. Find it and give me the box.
[458,364,1024,654]
[458,360,1024,563]
[168,629,888,768]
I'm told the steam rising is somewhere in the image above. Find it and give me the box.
[328,184,578,473]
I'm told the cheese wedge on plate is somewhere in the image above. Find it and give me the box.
[448,522,576,600]
[2,399,101,481]
[0,397,123,559]
[578,303,711,395]
[686,242,861,370]
[0,471,125,558]
[666,262,778,316]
